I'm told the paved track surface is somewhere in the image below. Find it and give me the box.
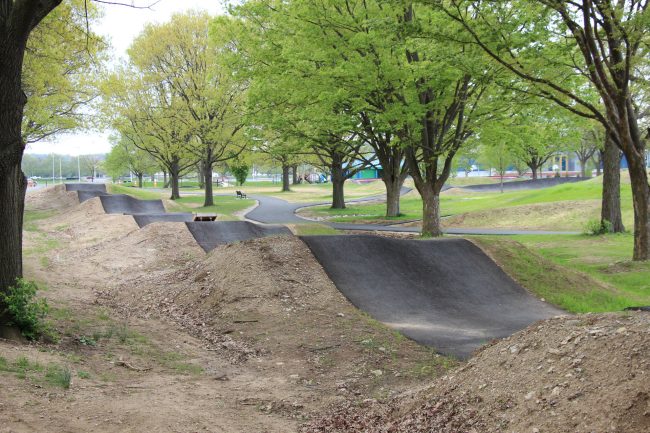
[77,190,109,203]
[301,235,563,358]
[329,223,580,236]
[64,183,107,192]
[186,221,291,252]
[99,195,166,215]
[462,177,586,192]
[132,213,194,228]
[245,187,412,224]
[65,183,108,202]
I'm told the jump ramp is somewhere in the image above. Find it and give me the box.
[65,183,108,203]
[132,213,195,228]
[99,194,166,215]
[301,235,563,359]
[64,183,107,192]
[186,221,291,252]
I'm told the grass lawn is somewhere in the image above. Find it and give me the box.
[472,233,650,313]
[299,176,635,231]
[112,179,388,203]
[108,184,253,220]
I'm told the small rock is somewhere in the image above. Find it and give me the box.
[370,369,383,377]
[336,313,345,317]
[525,391,535,400]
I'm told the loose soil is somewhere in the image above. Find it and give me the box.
[4,186,648,432]
[303,312,650,433]
[3,187,452,432]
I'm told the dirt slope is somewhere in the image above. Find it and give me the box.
[303,312,650,433]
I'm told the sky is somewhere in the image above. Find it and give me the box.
[25,0,226,156]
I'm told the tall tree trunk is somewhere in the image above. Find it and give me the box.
[528,164,538,180]
[0,35,29,328]
[601,137,624,233]
[579,158,588,178]
[163,171,170,188]
[137,173,143,188]
[197,161,205,190]
[292,164,299,185]
[281,163,291,192]
[627,155,650,261]
[384,176,404,217]
[330,156,346,209]
[169,159,181,200]
[203,160,214,207]
[421,189,442,237]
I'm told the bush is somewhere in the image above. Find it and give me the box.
[0,279,49,340]
[584,218,613,236]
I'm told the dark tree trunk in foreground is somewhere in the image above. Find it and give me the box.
[601,137,624,233]
[292,164,299,185]
[169,159,181,200]
[281,163,291,192]
[136,173,143,188]
[203,161,214,207]
[0,0,64,331]
[330,155,346,209]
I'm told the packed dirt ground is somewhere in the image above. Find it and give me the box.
[3,186,452,432]
[2,185,648,432]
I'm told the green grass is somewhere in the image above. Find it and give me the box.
[472,233,650,313]
[108,184,254,220]
[23,210,56,231]
[0,355,72,389]
[300,176,635,229]
[293,223,339,236]
[172,195,253,220]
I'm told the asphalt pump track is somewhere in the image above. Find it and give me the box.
[64,183,290,251]
[301,235,564,359]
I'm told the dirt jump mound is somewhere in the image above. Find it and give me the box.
[185,221,292,252]
[304,312,650,433]
[301,235,563,359]
[99,194,166,214]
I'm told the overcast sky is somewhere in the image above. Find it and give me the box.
[25,0,226,156]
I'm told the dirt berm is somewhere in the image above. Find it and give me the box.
[303,312,650,433]
[302,235,563,359]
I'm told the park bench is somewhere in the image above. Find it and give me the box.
[236,190,247,199]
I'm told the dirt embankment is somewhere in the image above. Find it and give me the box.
[25,184,79,211]
[12,188,452,432]
[303,312,650,433]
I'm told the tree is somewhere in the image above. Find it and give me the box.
[104,62,200,200]
[229,160,249,186]
[575,127,600,178]
[1,1,156,332]
[81,154,102,182]
[127,13,247,207]
[442,0,650,259]
[104,135,158,186]
[22,0,106,144]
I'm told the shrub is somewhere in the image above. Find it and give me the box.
[0,279,49,340]
[584,218,613,236]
